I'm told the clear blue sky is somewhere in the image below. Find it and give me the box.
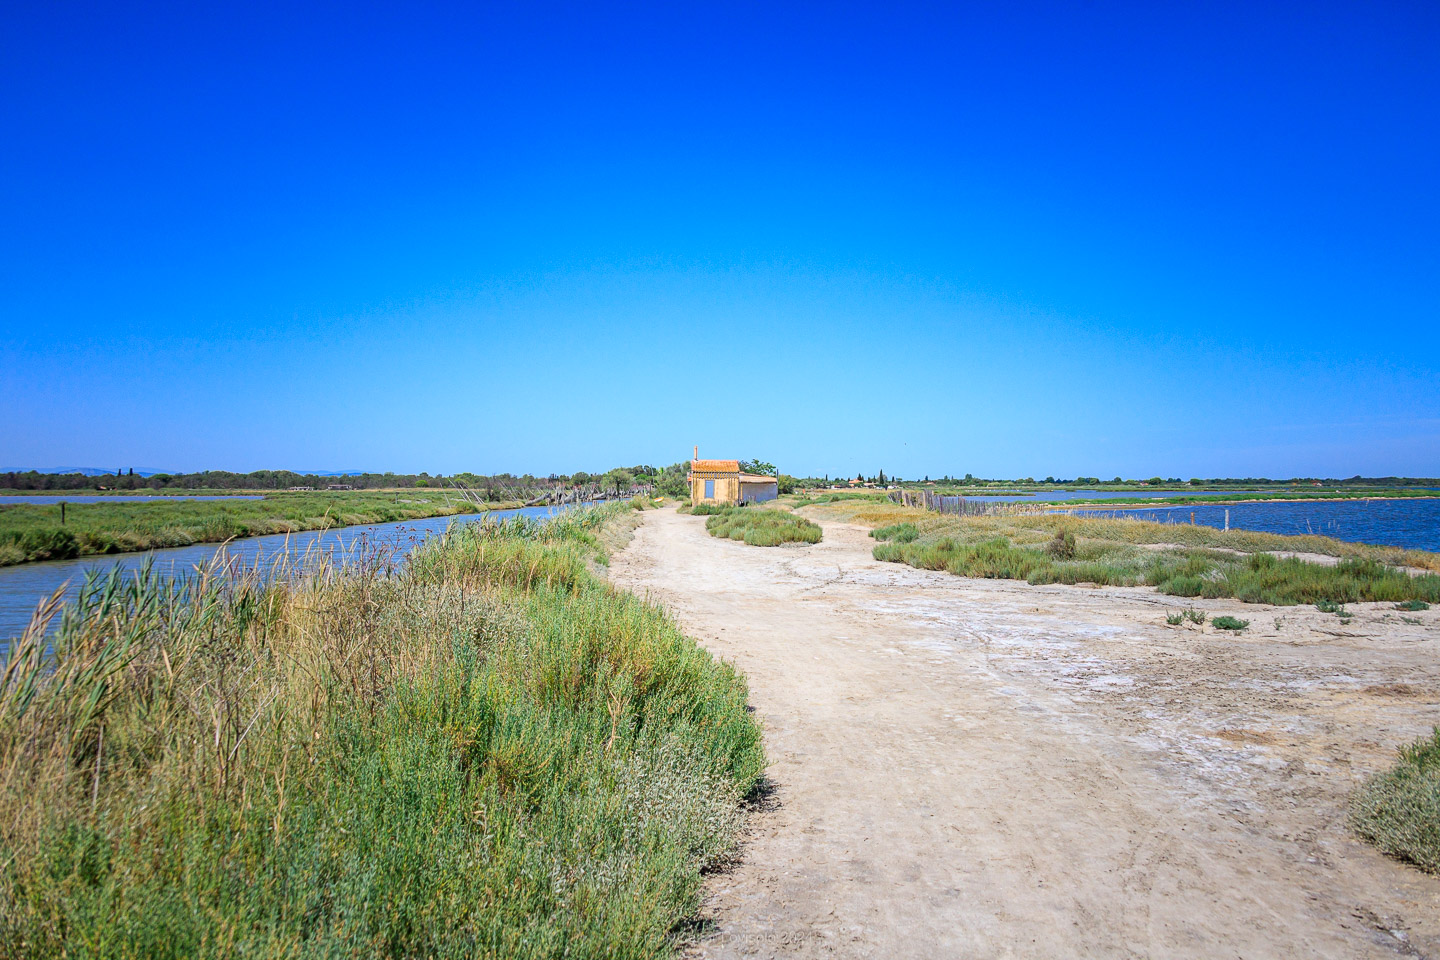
[3,2,1436,479]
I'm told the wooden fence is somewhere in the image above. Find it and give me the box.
[889,489,1028,517]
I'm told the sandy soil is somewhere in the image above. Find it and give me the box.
[610,509,1440,959]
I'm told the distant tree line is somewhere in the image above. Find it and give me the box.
[1,465,689,499]
[4,467,1434,496]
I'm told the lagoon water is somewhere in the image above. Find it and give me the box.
[1076,497,1440,554]
[947,490,1440,552]
[0,503,582,642]
[962,489,1245,502]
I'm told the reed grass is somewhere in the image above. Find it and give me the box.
[0,504,763,958]
[702,508,822,547]
[0,492,493,567]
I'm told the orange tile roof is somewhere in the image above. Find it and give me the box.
[691,459,741,473]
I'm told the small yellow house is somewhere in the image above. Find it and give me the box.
[689,454,779,506]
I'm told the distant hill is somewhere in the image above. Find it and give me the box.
[2,467,369,477]
[0,466,172,477]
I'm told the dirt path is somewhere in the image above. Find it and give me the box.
[610,509,1440,959]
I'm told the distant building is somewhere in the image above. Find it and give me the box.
[688,449,778,505]
[288,486,315,492]
[326,483,354,491]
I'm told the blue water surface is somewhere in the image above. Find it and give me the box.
[1076,498,1440,553]
[0,503,593,642]
[961,489,1236,503]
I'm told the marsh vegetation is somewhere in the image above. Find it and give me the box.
[0,504,762,957]
[0,492,497,567]
[820,500,1440,606]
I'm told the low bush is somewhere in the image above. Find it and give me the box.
[1212,616,1249,631]
[871,522,919,543]
[704,508,822,547]
[1397,600,1431,612]
[1352,728,1440,873]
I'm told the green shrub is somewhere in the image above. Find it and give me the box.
[1397,600,1431,611]
[704,508,821,547]
[1184,608,1207,624]
[871,522,919,543]
[1212,616,1249,631]
[1047,529,1077,560]
[1352,728,1440,873]
[1165,612,1184,626]
[1158,574,1206,597]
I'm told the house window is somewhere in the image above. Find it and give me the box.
[704,479,715,499]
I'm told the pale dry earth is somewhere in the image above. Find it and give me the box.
[610,508,1440,959]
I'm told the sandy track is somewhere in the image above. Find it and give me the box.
[610,509,1440,959]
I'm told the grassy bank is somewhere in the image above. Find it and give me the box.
[788,492,891,508]
[0,504,763,958]
[0,492,520,567]
[809,500,1440,605]
[1352,729,1440,873]
[690,506,822,547]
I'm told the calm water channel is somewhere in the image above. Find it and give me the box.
[0,503,586,643]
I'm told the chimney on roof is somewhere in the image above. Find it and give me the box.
[694,445,698,460]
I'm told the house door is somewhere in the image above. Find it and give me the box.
[704,479,714,499]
